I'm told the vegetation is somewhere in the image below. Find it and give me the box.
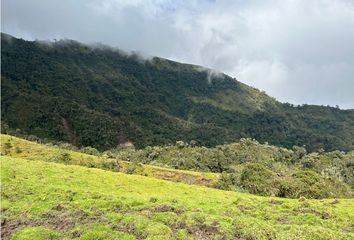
[0,134,218,188]
[108,138,354,199]
[2,33,354,152]
[2,156,354,240]
[1,32,354,239]
[2,134,353,199]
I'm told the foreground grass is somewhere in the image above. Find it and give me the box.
[1,156,354,239]
[0,134,218,187]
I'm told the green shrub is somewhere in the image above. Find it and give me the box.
[240,163,279,196]
[80,146,100,156]
[50,152,72,164]
[216,172,239,190]
[293,170,321,185]
[99,159,120,171]
[3,141,12,154]
[15,146,22,153]
[26,135,40,142]
[126,163,144,174]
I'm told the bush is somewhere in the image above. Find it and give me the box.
[26,135,40,142]
[175,141,187,148]
[126,163,144,175]
[58,143,77,151]
[100,160,121,171]
[240,163,279,196]
[15,146,22,153]
[216,172,239,190]
[293,170,321,185]
[80,146,100,156]
[3,141,13,154]
[50,152,72,164]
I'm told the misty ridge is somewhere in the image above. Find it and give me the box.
[1,32,328,102]
[3,0,354,109]
[2,33,354,153]
[7,33,227,86]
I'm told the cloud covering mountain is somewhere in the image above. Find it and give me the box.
[2,0,354,108]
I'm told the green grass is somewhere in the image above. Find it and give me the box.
[1,156,354,239]
[190,87,277,114]
[0,134,218,188]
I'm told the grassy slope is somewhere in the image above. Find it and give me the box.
[1,156,354,240]
[0,134,218,187]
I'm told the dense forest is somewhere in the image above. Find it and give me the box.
[2,33,354,151]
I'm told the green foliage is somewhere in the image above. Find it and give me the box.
[240,163,279,196]
[293,170,321,185]
[2,33,354,152]
[0,134,219,189]
[3,140,12,154]
[80,146,100,156]
[15,146,22,153]
[50,152,72,164]
[111,139,354,198]
[125,163,144,175]
[2,134,353,199]
[113,139,354,198]
[216,172,239,191]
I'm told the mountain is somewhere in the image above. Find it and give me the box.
[1,33,354,151]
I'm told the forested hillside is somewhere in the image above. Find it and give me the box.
[2,33,354,151]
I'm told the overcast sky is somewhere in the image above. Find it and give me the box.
[2,0,354,108]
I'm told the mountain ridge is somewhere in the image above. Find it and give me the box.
[1,33,354,151]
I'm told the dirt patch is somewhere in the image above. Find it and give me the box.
[299,209,331,219]
[111,224,140,238]
[51,204,66,212]
[1,209,92,240]
[1,219,31,240]
[172,220,187,230]
[270,199,284,205]
[41,209,89,231]
[330,199,340,205]
[238,205,255,213]
[187,223,220,240]
[192,208,203,212]
[151,205,184,215]
[277,217,292,224]
[321,212,331,219]
[195,177,215,187]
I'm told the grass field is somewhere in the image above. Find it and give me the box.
[1,154,354,239]
[0,135,218,188]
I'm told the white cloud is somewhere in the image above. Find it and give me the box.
[2,0,354,108]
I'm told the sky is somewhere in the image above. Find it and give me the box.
[2,0,354,109]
